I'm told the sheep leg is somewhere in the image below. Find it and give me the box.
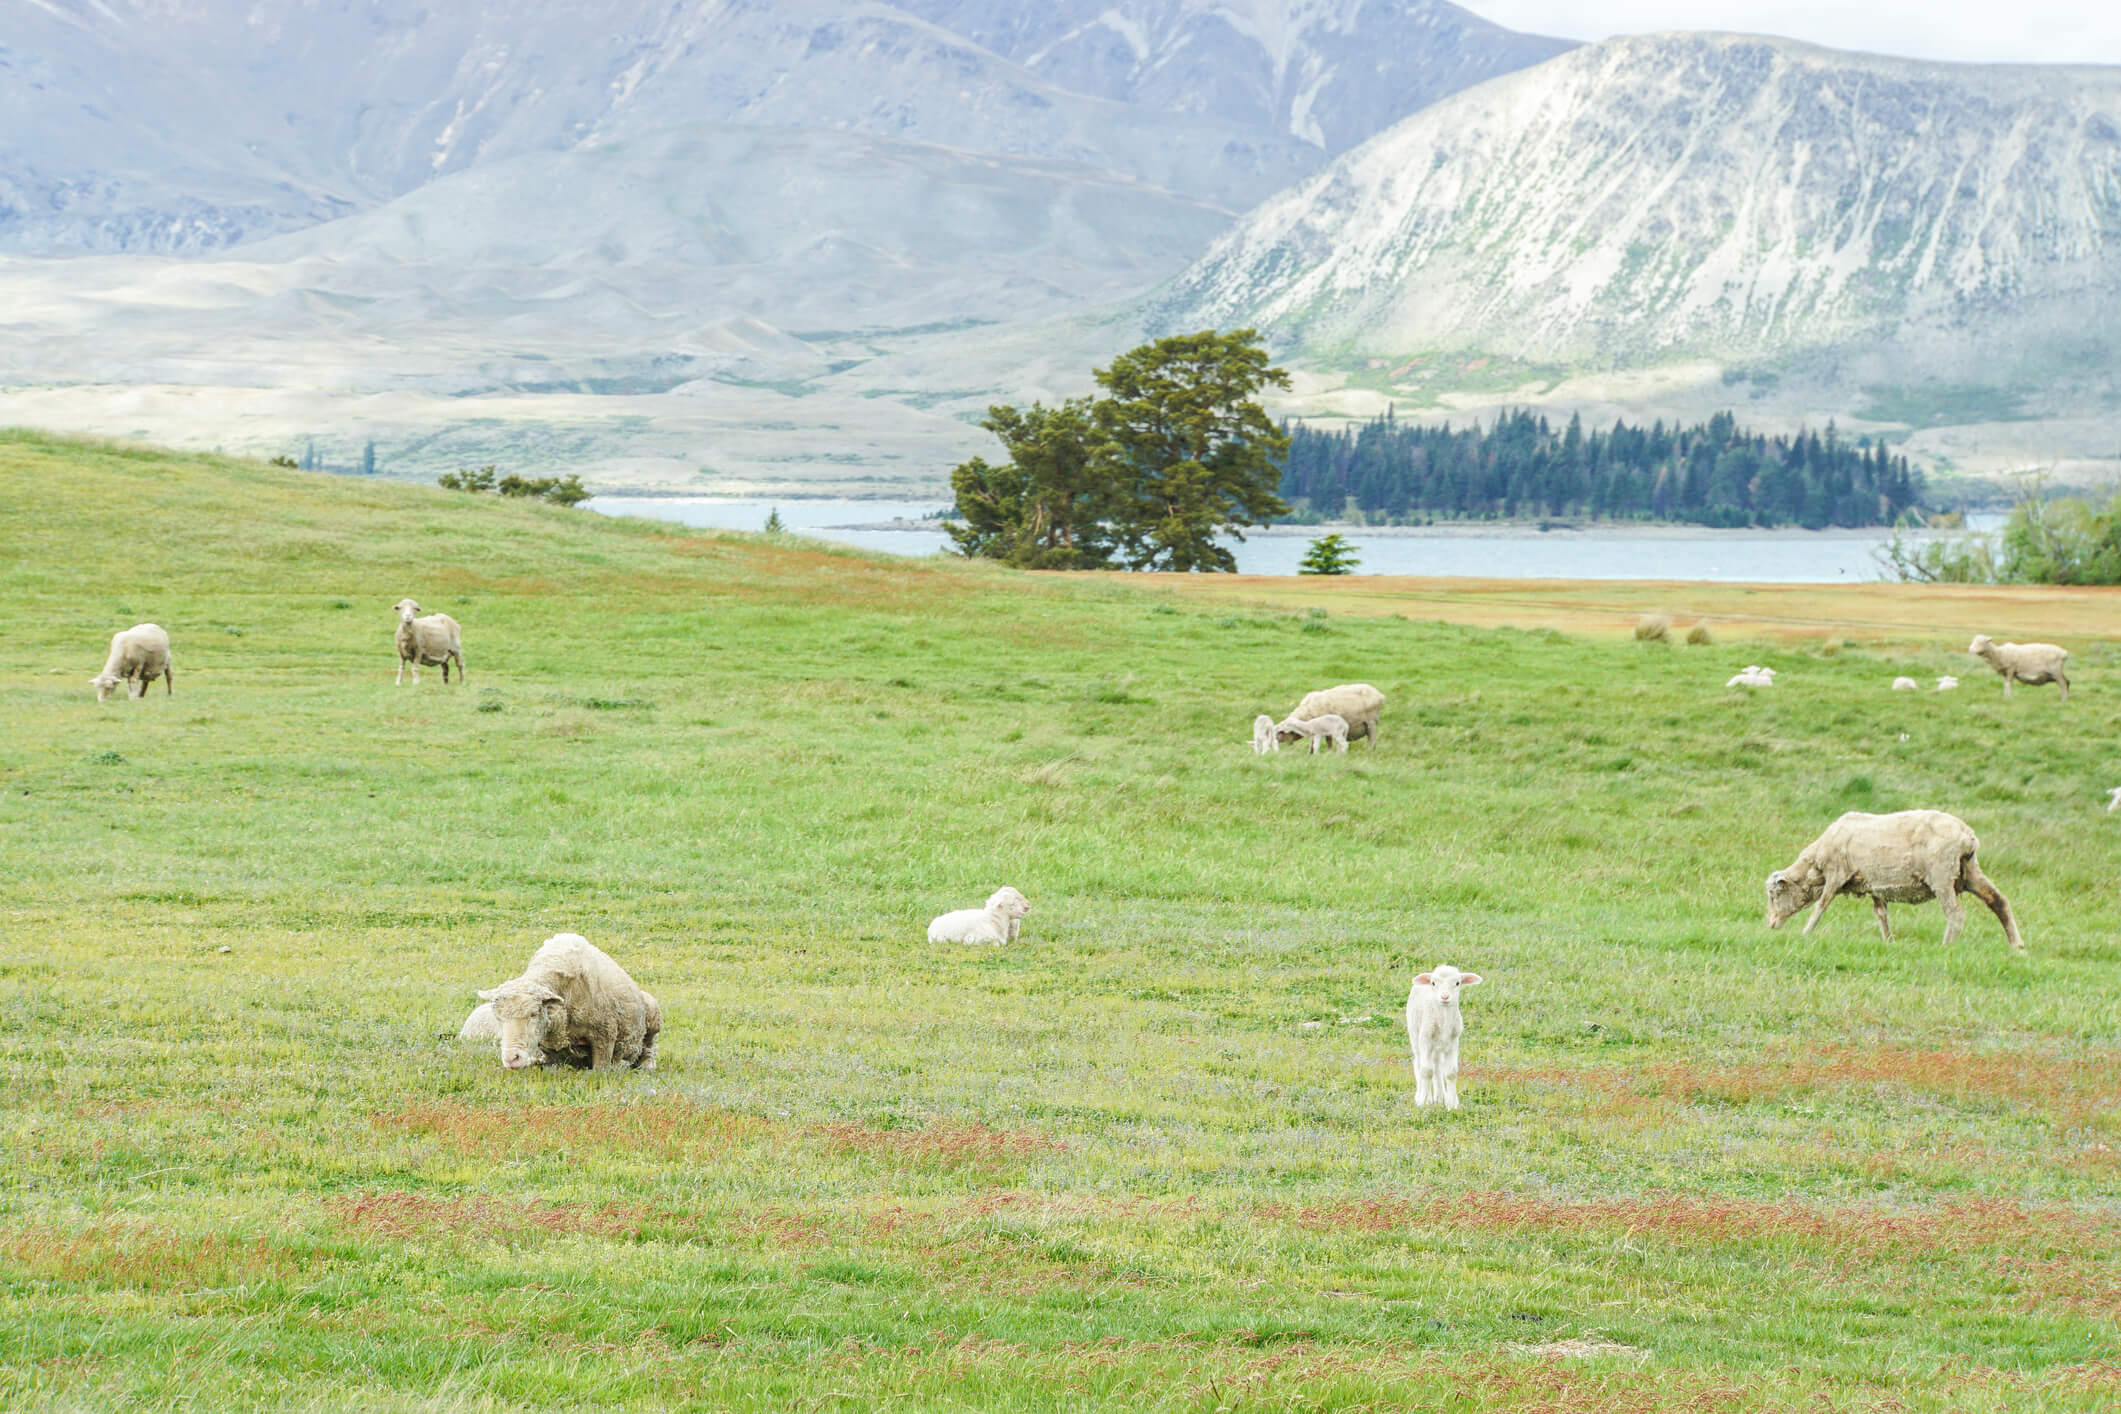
[440,655,451,684]
[2003,672,2015,697]
[164,666,173,695]
[395,656,407,686]
[1962,861,2025,952]
[588,1033,616,1070]
[452,651,465,684]
[1412,1057,1433,1107]
[1441,1055,1460,1111]
[2057,672,2068,703]
[1871,896,1893,942]
[1800,873,1845,935]
[1938,885,1967,947]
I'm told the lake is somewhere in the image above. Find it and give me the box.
[586,498,1997,583]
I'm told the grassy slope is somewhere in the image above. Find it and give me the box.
[3,429,2120,1412]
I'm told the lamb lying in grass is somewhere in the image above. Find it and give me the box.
[1765,809,2023,952]
[1935,676,1959,692]
[1968,635,2068,700]
[927,886,1030,944]
[91,623,173,701]
[1726,666,1775,688]
[1406,964,1483,1111]
[473,932,660,1070]
[1274,713,1349,754]
[1252,714,1279,754]
[1892,676,1919,692]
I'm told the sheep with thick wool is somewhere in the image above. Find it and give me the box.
[1765,809,2023,952]
[91,624,173,701]
[473,932,660,1070]
[1967,635,2067,700]
[1406,964,1483,1110]
[393,598,465,685]
[1288,684,1383,747]
[927,886,1030,944]
[1274,712,1349,754]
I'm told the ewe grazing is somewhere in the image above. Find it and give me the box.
[1274,712,1350,754]
[928,886,1030,944]
[1726,666,1775,688]
[91,623,173,701]
[473,932,660,1070]
[393,598,465,685]
[1406,964,1483,1111]
[1289,684,1383,747]
[1252,714,1280,755]
[1766,809,2023,952]
[1967,635,2068,700]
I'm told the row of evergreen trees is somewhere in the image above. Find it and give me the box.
[1279,409,1925,528]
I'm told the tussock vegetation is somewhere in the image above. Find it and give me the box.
[5,429,2121,1411]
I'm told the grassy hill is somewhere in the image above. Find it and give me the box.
[4,428,2120,1412]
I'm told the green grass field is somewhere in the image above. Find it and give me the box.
[5,429,2120,1412]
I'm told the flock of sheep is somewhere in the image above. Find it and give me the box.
[86,604,2077,1114]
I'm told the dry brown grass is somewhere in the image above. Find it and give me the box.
[0,1225,318,1289]
[323,1190,667,1242]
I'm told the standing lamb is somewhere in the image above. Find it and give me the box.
[90,623,173,701]
[1252,714,1280,755]
[1765,809,2023,952]
[393,598,465,685]
[1274,712,1350,754]
[927,886,1030,944]
[1406,963,1483,1110]
[1967,635,2068,700]
[1289,684,1384,747]
[473,932,660,1070]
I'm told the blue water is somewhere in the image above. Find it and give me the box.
[587,498,1993,583]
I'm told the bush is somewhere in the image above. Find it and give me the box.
[1634,613,1671,642]
[438,465,590,506]
[1685,621,1714,645]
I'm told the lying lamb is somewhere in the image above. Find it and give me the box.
[473,932,661,1070]
[1252,714,1280,755]
[1892,676,1919,692]
[1726,666,1776,688]
[1406,963,1484,1111]
[457,1002,498,1042]
[1765,809,2023,952]
[1935,676,1959,692]
[393,598,465,685]
[1289,683,1384,747]
[927,886,1030,944]
[91,623,173,701]
[1274,712,1350,754]
[1968,635,2068,700]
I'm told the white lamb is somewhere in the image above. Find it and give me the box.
[1406,963,1483,1111]
[1935,676,1959,692]
[1892,676,1919,692]
[90,623,173,701]
[1726,666,1776,688]
[393,598,465,685]
[2107,786,2121,814]
[1274,713,1349,754]
[1252,714,1280,754]
[927,886,1030,944]
[1967,635,2068,700]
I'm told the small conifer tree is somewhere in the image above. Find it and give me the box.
[764,507,785,533]
[1298,532,1360,575]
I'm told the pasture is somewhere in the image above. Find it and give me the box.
[3,429,2119,1412]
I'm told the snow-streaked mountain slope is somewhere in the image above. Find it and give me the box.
[898,0,1573,152]
[1156,33,2121,377]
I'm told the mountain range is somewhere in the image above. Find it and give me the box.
[3,3,2118,492]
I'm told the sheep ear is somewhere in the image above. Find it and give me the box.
[540,996,566,1018]
[1767,871,1785,887]
[1414,973,1433,987]
[1459,973,1483,987]
[475,988,498,1002]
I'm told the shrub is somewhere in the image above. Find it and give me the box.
[1634,613,1671,642]
[1686,621,1714,645]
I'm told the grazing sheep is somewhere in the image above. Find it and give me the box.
[1406,963,1484,1111]
[90,623,173,701]
[927,886,1031,944]
[1967,635,2068,700]
[393,598,465,685]
[1274,712,1350,754]
[1935,676,1959,692]
[1765,809,2023,952]
[1892,676,1919,692]
[1289,683,1384,746]
[1252,714,1280,755]
[474,932,660,1070]
[1725,665,1775,688]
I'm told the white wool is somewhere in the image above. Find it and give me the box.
[1288,684,1383,747]
[1406,963,1483,1111]
[1967,635,2068,700]
[1765,809,2023,952]
[1892,676,1919,691]
[1252,713,1280,754]
[91,623,173,701]
[394,598,465,685]
[1273,712,1349,754]
[927,885,1030,944]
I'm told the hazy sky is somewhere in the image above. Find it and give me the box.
[1460,2,2121,67]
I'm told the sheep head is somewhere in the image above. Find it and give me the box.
[1412,964,1483,1007]
[393,598,422,625]
[1765,867,1821,929]
[1968,634,1994,659]
[477,980,569,1070]
[986,886,1030,920]
[90,672,121,702]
